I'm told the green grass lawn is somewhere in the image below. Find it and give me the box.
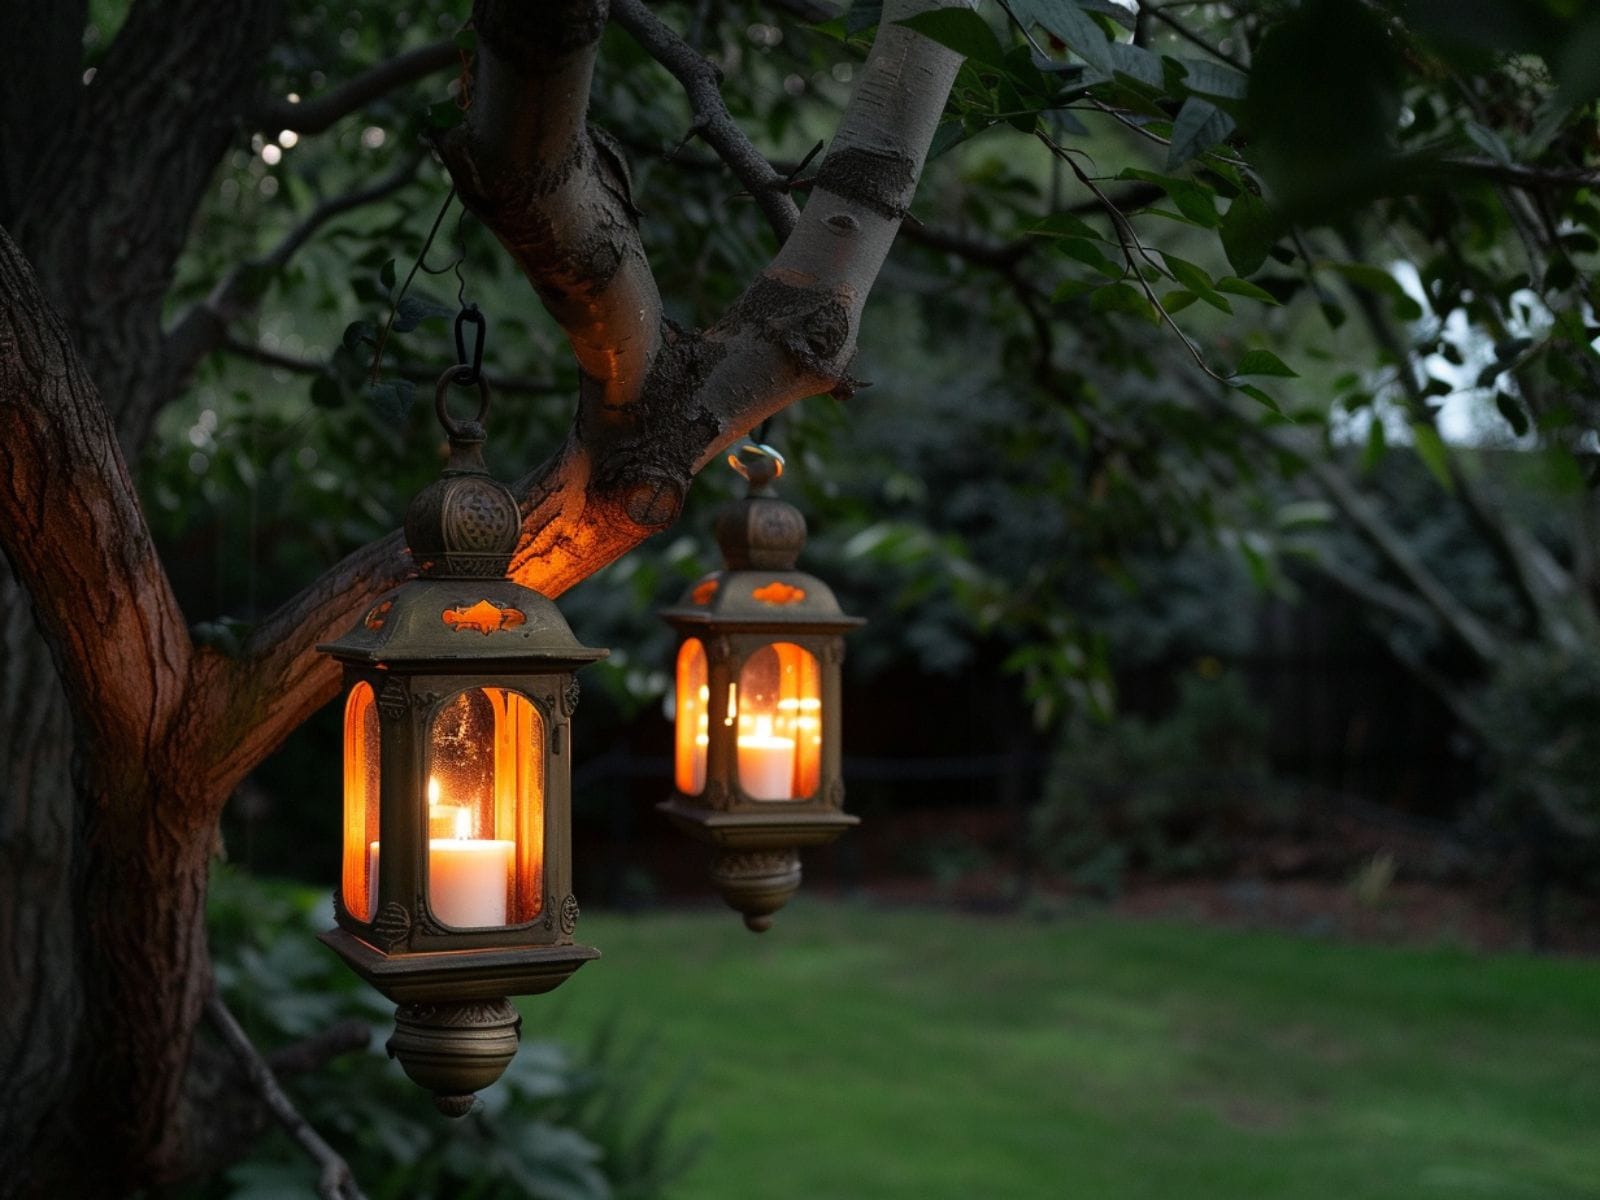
[531,901,1600,1200]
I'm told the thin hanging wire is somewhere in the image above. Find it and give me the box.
[367,185,459,384]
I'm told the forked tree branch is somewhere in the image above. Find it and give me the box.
[162,154,424,394]
[205,995,369,1200]
[611,0,801,241]
[1294,448,1502,666]
[211,0,968,790]
[257,39,461,135]
[439,0,662,423]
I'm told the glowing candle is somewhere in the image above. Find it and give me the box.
[367,792,513,928]
[737,714,796,800]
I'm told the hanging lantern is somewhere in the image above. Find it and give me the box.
[318,368,606,1116]
[658,443,863,931]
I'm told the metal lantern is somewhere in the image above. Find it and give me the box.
[658,445,863,932]
[319,369,606,1116]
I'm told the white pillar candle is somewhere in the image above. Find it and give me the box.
[367,836,514,928]
[738,728,796,800]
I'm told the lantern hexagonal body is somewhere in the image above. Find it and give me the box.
[658,455,862,931]
[318,374,605,1115]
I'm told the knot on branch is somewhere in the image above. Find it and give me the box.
[813,146,917,221]
[722,276,852,378]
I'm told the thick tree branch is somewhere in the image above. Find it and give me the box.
[163,155,424,395]
[257,39,460,135]
[611,0,801,242]
[206,995,369,1200]
[1335,246,1574,644]
[0,227,192,765]
[1298,451,1501,666]
[440,0,662,423]
[210,0,968,787]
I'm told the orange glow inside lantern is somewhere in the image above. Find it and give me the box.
[673,638,821,801]
[342,686,545,929]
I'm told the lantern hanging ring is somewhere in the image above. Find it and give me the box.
[434,364,491,439]
[728,440,785,486]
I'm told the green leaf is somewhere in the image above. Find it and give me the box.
[1162,289,1199,314]
[1410,422,1454,491]
[1495,390,1530,438]
[1119,168,1218,228]
[1324,261,1425,320]
[378,257,397,291]
[1234,383,1282,413]
[1105,40,1163,88]
[1219,188,1275,276]
[1175,56,1248,99]
[1234,349,1298,378]
[342,319,377,351]
[453,28,477,52]
[844,0,882,35]
[1025,212,1104,241]
[1216,276,1281,304]
[1159,252,1213,295]
[1011,0,1113,71]
[392,292,455,333]
[1166,97,1235,169]
[1059,237,1124,278]
[1090,281,1160,324]
[897,9,1003,67]
[367,378,417,422]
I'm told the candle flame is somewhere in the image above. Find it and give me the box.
[454,806,470,840]
[753,713,774,739]
[427,775,441,807]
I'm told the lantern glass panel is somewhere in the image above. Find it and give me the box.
[423,687,545,929]
[675,638,709,795]
[735,642,821,800]
[341,682,381,921]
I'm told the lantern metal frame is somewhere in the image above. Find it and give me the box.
[658,446,862,931]
[318,369,606,1114]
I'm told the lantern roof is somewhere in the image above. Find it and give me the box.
[321,577,607,669]
[659,568,863,632]
[322,370,607,670]
[660,449,862,632]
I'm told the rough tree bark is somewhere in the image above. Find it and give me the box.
[0,1,965,1195]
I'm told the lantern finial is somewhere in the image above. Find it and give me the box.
[403,367,522,579]
[715,442,806,571]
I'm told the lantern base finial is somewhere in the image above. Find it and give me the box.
[386,997,522,1117]
[710,848,802,932]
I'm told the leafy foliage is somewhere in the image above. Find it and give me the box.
[196,869,698,1200]
[1032,669,1283,897]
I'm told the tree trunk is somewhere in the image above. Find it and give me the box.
[0,588,79,1192]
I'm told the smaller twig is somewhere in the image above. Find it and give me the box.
[221,336,569,397]
[611,0,800,241]
[369,186,457,385]
[1039,130,1231,387]
[267,1019,371,1078]
[258,39,460,135]
[206,994,369,1200]
[161,154,424,394]
[1138,0,1249,71]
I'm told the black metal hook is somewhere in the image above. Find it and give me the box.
[453,304,487,384]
